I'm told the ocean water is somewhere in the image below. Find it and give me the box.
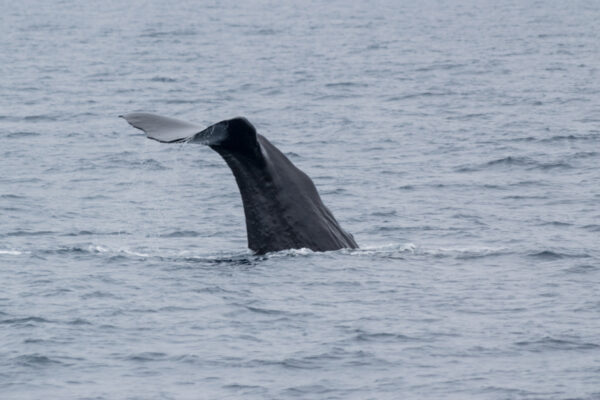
[1,0,600,398]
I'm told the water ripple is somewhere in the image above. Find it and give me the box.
[2,1,599,398]
[515,337,600,352]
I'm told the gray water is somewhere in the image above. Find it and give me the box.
[1,0,600,399]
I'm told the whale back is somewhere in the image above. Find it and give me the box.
[213,133,357,254]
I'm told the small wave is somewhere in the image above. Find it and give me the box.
[325,81,367,88]
[387,91,454,101]
[140,29,197,38]
[6,131,40,138]
[227,304,312,319]
[565,264,599,274]
[507,136,537,143]
[245,357,316,370]
[150,76,177,82]
[528,250,563,260]
[250,28,279,36]
[80,291,119,300]
[447,112,491,121]
[38,246,89,255]
[172,354,203,364]
[354,330,418,342]
[508,133,600,144]
[284,384,338,396]
[6,230,54,237]
[127,352,168,362]
[452,213,487,225]
[62,230,96,236]
[582,224,600,232]
[174,252,258,266]
[165,98,201,104]
[528,250,590,260]
[455,156,533,172]
[0,194,26,199]
[536,161,573,170]
[1,316,51,325]
[371,209,397,217]
[1,207,24,212]
[538,221,572,227]
[68,318,92,325]
[512,180,540,187]
[502,195,547,200]
[515,337,600,352]
[160,230,201,238]
[14,354,63,367]
[538,33,569,39]
[314,93,355,101]
[366,42,386,50]
[457,156,572,172]
[114,158,167,171]
[193,285,232,295]
[245,306,285,315]
[488,156,534,167]
[158,305,197,312]
[571,151,598,159]
[222,383,265,391]
[24,114,57,122]
[415,63,465,72]
[23,338,46,344]
[540,133,600,143]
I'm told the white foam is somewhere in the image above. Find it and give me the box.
[423,246,509,258]
[347,242,417,256]
[87,245,109,253]
[0,250,23,255]
[120,249,150,257]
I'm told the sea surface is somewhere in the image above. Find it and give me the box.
[1,1,599,399]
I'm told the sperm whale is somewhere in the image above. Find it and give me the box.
[121,113,358,254]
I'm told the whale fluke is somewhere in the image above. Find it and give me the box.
[122,113,358,254]
[120,113,204,143]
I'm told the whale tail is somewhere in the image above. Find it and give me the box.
[120,113,259,157]
[120,113,205,143]
[121,113,358,254]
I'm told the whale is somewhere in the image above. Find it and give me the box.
[121,113,358,254]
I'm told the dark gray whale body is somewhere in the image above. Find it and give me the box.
[121,113,358,254]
